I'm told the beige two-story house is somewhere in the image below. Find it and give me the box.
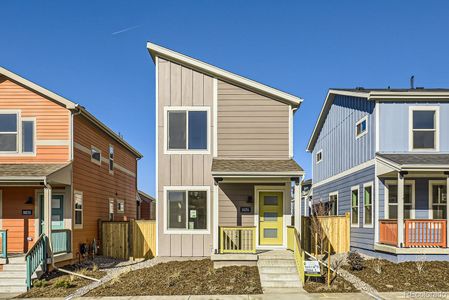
[147,43,304,258]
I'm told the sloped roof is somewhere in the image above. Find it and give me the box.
[211,159,303,176]
[138,190,155,203]
[377,153,449,167]
[0,163,69,178]
[147,42,303,107]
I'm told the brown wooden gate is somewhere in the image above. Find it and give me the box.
[101,221,130,259]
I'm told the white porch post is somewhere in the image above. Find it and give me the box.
[213,181,219,254]
[397,172,404,247]
[294,177,302,234]
[446,173,449,246]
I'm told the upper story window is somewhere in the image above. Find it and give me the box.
[165,107,209,153]
[410,107,439,151]
[0,112,35,154]
[356,116,368,139]
[109,145,114,173]
[316,150,323,164]
[91,146,101,165]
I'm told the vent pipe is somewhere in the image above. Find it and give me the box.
[410,75,415,89]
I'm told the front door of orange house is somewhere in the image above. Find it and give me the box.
[259,192,283,246]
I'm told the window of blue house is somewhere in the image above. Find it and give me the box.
[412,109,437,150]
[356,116,368,139]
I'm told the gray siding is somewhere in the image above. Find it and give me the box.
[379,102,449,152]
[217,80,290,159]
[157,58,215,257]
[313,165,375,250]
[312,95,375,183]
[218,183,255,227]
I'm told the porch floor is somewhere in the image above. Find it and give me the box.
[374,243,449,255]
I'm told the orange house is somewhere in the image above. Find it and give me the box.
[0,67,142,262]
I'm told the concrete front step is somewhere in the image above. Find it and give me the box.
[257,259,296,267]
[0,278,26,286]
[0,285,27,293]
[260,273,300,281]
[0,271,26,279]
[2,263,27,271]
[258,266,298,274]
[261,280,301,288]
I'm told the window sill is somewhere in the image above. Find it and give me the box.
[164,229,210,235]
[164,149,210,155]
[356,131,368,139]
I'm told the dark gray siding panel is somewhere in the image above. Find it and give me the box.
[313,165,375,250]
[312,95,375,183]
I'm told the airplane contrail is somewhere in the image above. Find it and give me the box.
[112,25,142,35]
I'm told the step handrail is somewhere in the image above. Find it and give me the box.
[25,233,47,290]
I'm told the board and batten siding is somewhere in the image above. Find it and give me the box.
[313,165,375,251]
[217,80,290,159]
[157,58,215,257]
[312,95,375,184]
[0,76,70,163]
[379,102,449,152]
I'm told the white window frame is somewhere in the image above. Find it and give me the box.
[428,180,447,219]
[409,106,440,152]
[163,185,210,234]
[91,146,102,165]
[316,150,323,164]
[164,106,210,155]
[355,115,368,139]
[21,117,36,155]
[0,110,19,154]
[328,191,338,216]
[108,144,114,174]
[109,198,115,221]
[350,185,360,228]
[363,182,374,228]
[74,190,83,229]
[117,199,125,213]
[385,180,415,220]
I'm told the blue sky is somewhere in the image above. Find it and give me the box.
[1,1,449,196]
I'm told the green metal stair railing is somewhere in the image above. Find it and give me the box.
[25,233,47,289]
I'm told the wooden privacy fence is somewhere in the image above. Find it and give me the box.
[302,213,350,255]
[100,220,156,260]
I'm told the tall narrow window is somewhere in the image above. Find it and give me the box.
[364,184,373,226]
[109,198,115,221]
[166,188,208,231]
[412,109,436,150]
[328,193,338,216]
[109,145,114,173]
[351,187,359,226]
[432,185,447,219]
[22,120,35,153]
[74,191,83,229]
[316,150,323,164]
[167,108,208,152]
[0,113,18,152]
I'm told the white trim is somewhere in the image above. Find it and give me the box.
[316,149,323,164]
[73,190,83,229]
[384,180,416,220]
[116,199,125,213]
[254,185,289,249]
[374,175,380,242]
[314,159,376,188]
[0,190,2,229]
[163,186,211,235]
[90,145,102,166]
[36,140,70,146]
[289,106,293,158]
[163,106,211,155]
[408,106,440,152]
[21,116,37,155]
[362,182,374,228]
[350,185,360,228]
[375,103,380,152]
[213,183,219,253]
[0,110,20,154]
[428,180,447,219]
[108,144,114,175]
[213,78,218,158]
[155,56,159,257]
[355,115,368,139]
[328,191,339,215]
[147,42,302,106]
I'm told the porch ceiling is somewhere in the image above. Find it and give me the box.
[211,159,304,177]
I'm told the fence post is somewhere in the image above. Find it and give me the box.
[345,212,351,252]
[129,220,134,260]
[97,219,103,255]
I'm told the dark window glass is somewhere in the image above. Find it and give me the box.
[168,191,186,229]
[91,148,101,162]
[0,114,17,132]
[188,191,207,229]
[413,111,435,129]
[188,111,207,150]
[168,111,186,149]
[0,134,17,151]
[413,131,435,149]
[75,211,82,225]
[22,121,34,153]
[351,189,359,225]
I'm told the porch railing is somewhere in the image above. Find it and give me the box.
[25,233,47,289]
[51,229,71,254]
[0,230,7,261]
[287,226,305,284]
[379,219,447,248]
[220,226,256,253]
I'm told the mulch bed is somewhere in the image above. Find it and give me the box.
[303,274,358,293]
[87,259,262,296]
[17,261,106,298]
[344,259,449,292]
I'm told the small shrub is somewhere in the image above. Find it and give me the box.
[33,279,48,288]
[415,255,426,274]
[347,251,364,271]
[373,259,382,275]
[54,278,73,289]
[92,263,99,272]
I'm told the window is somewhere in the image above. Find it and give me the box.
[74,191,83,229]
[351,187,359,227]
[166,187,209,232]
[410,107,438,150]
[109,198,114,221]
[356,116,368,138]
[117,199,125,213]
[431,184,447,219]
[328,192,338,216]
[166,108,209,152]
[109,145,114,173]
[22,119,35,153]
[316,150,323,164]
[0,113,18,152]
[386,181,414,219]
[91,146,101,165]
[363,183,373,227]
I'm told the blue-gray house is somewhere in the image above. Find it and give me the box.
[307,88,449,262]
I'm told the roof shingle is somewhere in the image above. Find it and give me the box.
[377,153,449,166]
[0,163,69,178]
[211,159,303,175]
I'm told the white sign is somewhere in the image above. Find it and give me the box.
[304,260,321,276]
[190,210,197,219]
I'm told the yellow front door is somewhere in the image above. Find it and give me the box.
[259,192,283,246]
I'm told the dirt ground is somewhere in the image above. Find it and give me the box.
[303,274,358,293]
[87,259,262,296]
[345,259,449,292]
[17,261,106,298]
